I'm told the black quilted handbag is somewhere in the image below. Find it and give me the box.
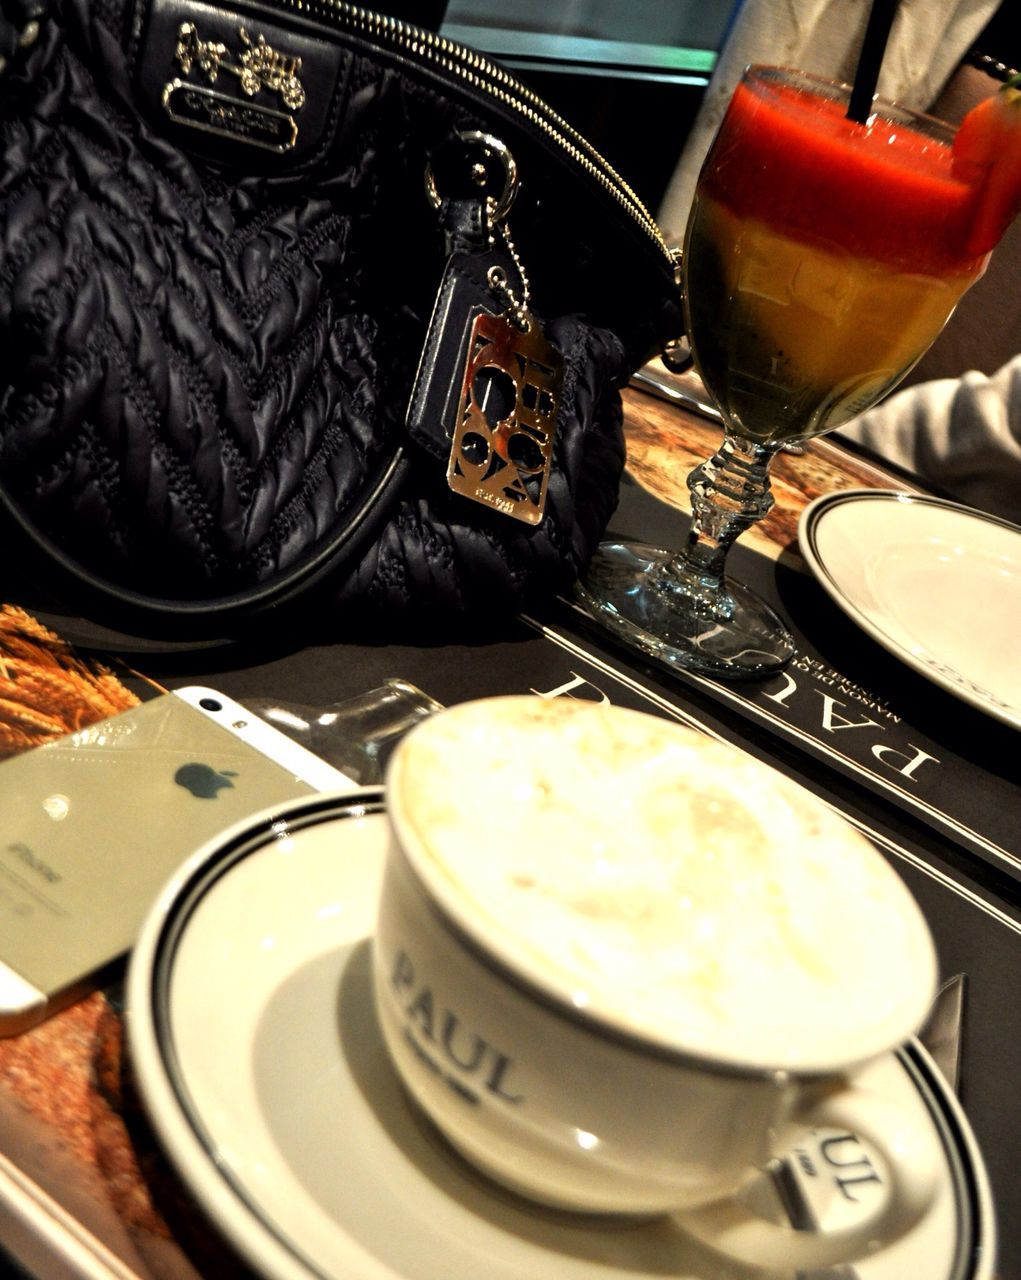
[0,0,682,636]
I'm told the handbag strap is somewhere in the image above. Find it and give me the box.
[0,446,412,640]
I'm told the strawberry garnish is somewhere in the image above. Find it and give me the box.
[953,73,1021,256]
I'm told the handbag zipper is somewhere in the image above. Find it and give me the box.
[275,0,676,271]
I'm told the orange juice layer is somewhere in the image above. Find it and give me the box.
[711,199,978,389]
[685,197,981,442]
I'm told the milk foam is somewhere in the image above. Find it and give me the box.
[390,697,937,1069]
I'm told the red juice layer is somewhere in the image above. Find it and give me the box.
[703,79,986,275]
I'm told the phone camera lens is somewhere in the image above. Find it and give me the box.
[198,697,223,712]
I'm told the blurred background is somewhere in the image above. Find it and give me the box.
[379,0,738,216]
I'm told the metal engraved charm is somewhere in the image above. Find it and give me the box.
[447,312,563,525]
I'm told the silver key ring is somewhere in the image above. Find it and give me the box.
[424,130,519,224]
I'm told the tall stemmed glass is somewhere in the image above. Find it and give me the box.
[576,65,988,679]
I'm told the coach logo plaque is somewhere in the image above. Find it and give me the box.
[162,21,305,151]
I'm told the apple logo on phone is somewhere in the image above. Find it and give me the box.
[174,763,238,799]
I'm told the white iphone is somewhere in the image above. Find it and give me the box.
[0,686,355,1035]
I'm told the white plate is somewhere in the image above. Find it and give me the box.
[800,491,1021,730]
[126,793,995,1280]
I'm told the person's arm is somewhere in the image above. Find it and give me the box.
[839,356,1021,521]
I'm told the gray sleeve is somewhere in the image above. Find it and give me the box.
[837,356,1021,522]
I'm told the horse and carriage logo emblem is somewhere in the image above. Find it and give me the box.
[162,19,307,151]
[174,21,306,112]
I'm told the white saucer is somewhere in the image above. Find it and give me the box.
[126,792,995,1280]
[799,490,1021,730]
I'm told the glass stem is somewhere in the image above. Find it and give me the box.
[662,436,779,615]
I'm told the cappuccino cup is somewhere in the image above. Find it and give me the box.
[373,696,940,1268]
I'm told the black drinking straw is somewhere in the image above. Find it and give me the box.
[847,0,900,123]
